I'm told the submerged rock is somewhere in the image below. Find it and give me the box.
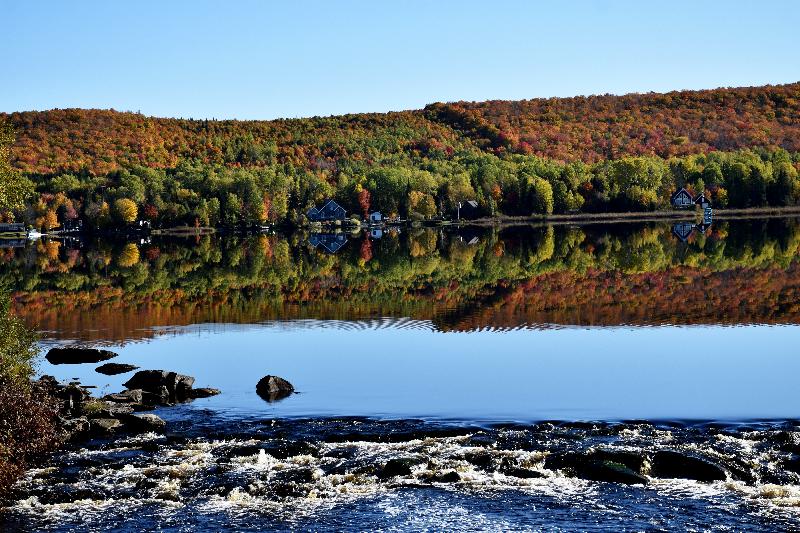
[500,466,545,479]
[430,470,460,483]
[46,347,118,365]
[95,363,139,375]
[256,375,294,402]
[650,450,727,482]
[378,457,422,479]
[190,387,221,399]
[545,451,648,485]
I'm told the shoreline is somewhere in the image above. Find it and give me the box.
[458,206,800,228]
[4,206,800,243]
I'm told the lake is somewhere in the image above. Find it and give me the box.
[3,218,800,531]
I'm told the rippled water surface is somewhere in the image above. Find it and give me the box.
[3,219,800,531]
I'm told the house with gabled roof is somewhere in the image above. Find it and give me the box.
[671,188,694,209]
[307,200,346,222]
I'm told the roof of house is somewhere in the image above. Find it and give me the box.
[671,188,692,199]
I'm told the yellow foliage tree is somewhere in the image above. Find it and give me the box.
[113,198,138,223]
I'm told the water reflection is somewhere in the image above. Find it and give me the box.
[308,232,349,253]
[2,217,800,344]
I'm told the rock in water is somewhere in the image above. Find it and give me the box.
[121,413,166,433]
[104,389,144,404]
[95,363,139,375]
[651,450,727,482]
[46,347,118,365]
[123,370,195,402]
[256,375,294,402]
[190,387,221,399]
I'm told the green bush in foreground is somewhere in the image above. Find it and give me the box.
[0,294,61,497]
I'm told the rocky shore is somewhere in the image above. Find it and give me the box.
[40,348,221,442]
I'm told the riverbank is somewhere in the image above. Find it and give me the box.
[457,205,800,228]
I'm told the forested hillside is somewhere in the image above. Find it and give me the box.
[2,82,800,229]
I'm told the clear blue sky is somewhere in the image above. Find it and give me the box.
[2,0,799,120]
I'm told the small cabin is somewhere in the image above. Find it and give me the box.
[671,188,694,209]
[307,200,346,222]
[369,212,382,223]
[457,200,480,220]
[694,193,709,208]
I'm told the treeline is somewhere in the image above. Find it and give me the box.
[2,82,800,229]
[11,148,800,230]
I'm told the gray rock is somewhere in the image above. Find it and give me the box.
[141,386,171,406]
[61,416,90,437]
[104,389,144,404]
[256,375,294,402]
[90,418,122,434]
[121,413,166,433]
[95,363,139,375]
[84,401,134,419]
[46,347,118,365]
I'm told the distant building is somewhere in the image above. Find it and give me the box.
[671,188,694,209]
[457,200,480,220]
[369,212,382,223]
[307,200,346,222]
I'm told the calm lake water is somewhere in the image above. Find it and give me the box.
[3,218,800,531]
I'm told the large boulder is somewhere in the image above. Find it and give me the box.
[256,375,294,402]
[120,413,166,433]
[650,450,727,482]
[95,363,139,375]
[46,347,117,365]
[123,370,195,402]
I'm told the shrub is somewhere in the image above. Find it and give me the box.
[0,295,61,497]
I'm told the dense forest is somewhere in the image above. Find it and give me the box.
[2,82,800,229]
